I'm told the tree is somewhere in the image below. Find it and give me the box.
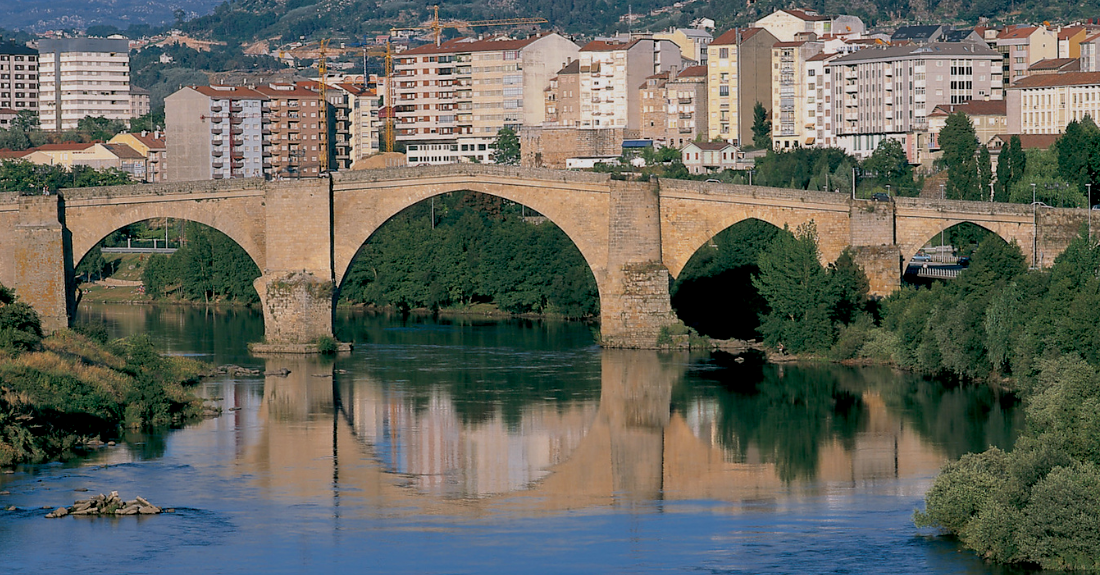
[492,127,520,165]
[862,138,912,191]
[129,110,165,133]
[1054,116,1100,196]
[75,116,127,142]
[978,145,993,201]
[995,135,1026,202]
[939,112,981,200]
[753,222,835,353]
[11,110,38,133]
[751,101,771,150]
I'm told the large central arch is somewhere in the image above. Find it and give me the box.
[331,167,614,305]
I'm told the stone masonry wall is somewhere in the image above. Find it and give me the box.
[13,196,69,332]
[601,180,677,349]
[520,127,641,168]
[254,271,333,345]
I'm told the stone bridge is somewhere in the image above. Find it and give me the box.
[0,164,1086,349]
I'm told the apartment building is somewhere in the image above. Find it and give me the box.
[22,141,145,180]
[1007,72,1100,134]
[927,100,1006,151]
[129,86,150,118]
[638,65,708,147]
[1081,33,1100,71]
[829,42,1003,159]
[805,52,842,148]
[38,38,130,131]
[253,82,342,177]
[393,33,579,164]
[165,85,268,181]
[754,9,832,42]
[653,28,713,65]
[0,40,38,112]
[544,60,580,126]
[706,27,778,146]
[771,39,824,149]
[333,81,381,164]
[1058,26,1087,58]
[576,37,685,131]
[109,131,167,182]
[995,26,1057,87]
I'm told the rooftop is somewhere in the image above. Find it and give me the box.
[831,41,999,63]
[403,34,547,56]
[930,100,1007,116]
[780,9,829,22]
[1010,71,1100,88]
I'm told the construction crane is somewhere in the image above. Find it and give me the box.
[391,5,548,46]
[384,40,396,153]
[318,39,329,173]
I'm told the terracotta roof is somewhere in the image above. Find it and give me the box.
[190,85,268,99]
[645,71,670,81]
[685,141,734,151]
[402,35,544,56]
[123,132,166,150]
[781,9,829,22]
[676,65,707,77]
[549,60,577,75]
[807,51,838,61]
[711,27,767,46]
[930,100,1007,116]
[1028,57,1081,71]
[991,133,1059,149]
[335,82,374,96]
[253,83,319,98]
[581,39,639,52]
[102,143,146,160]
[999,26,1039,40]
[0,108,16,116]
[30,142,96,152]
[1010,71,1100,88]
[1085,32,1100,44]
[1059,26,1085,40]
[0,149,29,159]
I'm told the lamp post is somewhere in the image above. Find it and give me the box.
[989,181,995,203]
[1089,183,1093,243]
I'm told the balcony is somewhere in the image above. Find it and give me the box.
[210,105,222,113]
[212,150,223,157]
[212,162,224,169]
[230,105,243,113]
[678,97,693,104]
[211,128,223,135]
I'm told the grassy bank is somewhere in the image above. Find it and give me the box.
[1,284,208,467]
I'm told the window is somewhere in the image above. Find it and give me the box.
[719,85,729,97]
[719,48,729,59]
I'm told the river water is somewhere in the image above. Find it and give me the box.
[1,305,1032,574]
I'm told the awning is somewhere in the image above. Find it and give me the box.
[805,137,816,145]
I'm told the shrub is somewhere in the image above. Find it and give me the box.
[315,335,338,355]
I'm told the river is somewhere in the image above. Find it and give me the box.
[1,305,1032,574]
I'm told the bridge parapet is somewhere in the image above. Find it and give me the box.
[333,162,613,187]
[60,177,268,202]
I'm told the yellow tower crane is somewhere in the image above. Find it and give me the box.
[318,39,329,173]
[390,5,548,46]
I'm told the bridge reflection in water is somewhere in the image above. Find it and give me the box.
[229,350,1016,516]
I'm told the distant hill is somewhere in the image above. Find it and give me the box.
[5,0,1096,42]
[0,0,223,33]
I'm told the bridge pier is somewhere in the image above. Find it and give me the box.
[12,195,71,333]
[249,271,345,353]
[599,180,678,348]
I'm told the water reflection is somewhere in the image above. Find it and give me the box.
[220,346,1020,512]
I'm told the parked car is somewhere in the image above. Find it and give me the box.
[872,192,891,202]
[705,179,721,183]
[911,254,931,262]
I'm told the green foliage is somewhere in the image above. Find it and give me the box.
[995,135,1026,202]
[753,223,870,354]
[340,192,598,318]
[751,101,771,150]
[492,127,520,165]
[0,159,132,193]
[0,284,42,354]
[861,138,916,195]
[939,112,983,200]
[74,116,127,142]
[129,110,166,133]
[314,335,338,355]
[1053,116,1100,196]
[753,147,860,191]
[1008,148,1085,207]
[140,222,260,304]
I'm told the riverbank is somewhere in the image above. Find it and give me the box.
[0,329,210,468]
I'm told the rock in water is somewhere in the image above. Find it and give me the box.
[45,507,68,518]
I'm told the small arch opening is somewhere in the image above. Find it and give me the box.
[904,222,1000,286]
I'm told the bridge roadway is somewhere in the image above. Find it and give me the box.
[0,164,1085,349]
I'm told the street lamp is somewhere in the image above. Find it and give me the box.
[1089,183,1093,243]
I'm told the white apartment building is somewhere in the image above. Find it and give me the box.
[393,33,579,164]
[829,42,1003,159]
[164,85,268,181]
[805,52,842,148]
[1007,72,1100,134]
[0,41,39,112]
[754,9,833,42]
[577,37,686,130]
[771,40,823,149]
[38,37,130,131]
[333,81,381,163]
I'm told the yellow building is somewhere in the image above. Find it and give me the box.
[771,40,823,150]
[109,132,167,182]
[706,27,777,146]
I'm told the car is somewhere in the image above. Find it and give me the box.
[705,178,721,183]
[1092,204,1100,210]
[911,254,931,262]
[872,192,891,202]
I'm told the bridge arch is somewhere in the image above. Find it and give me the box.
[63,190,267,273]
[898,218,1030,271]
[331,168,613,304]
